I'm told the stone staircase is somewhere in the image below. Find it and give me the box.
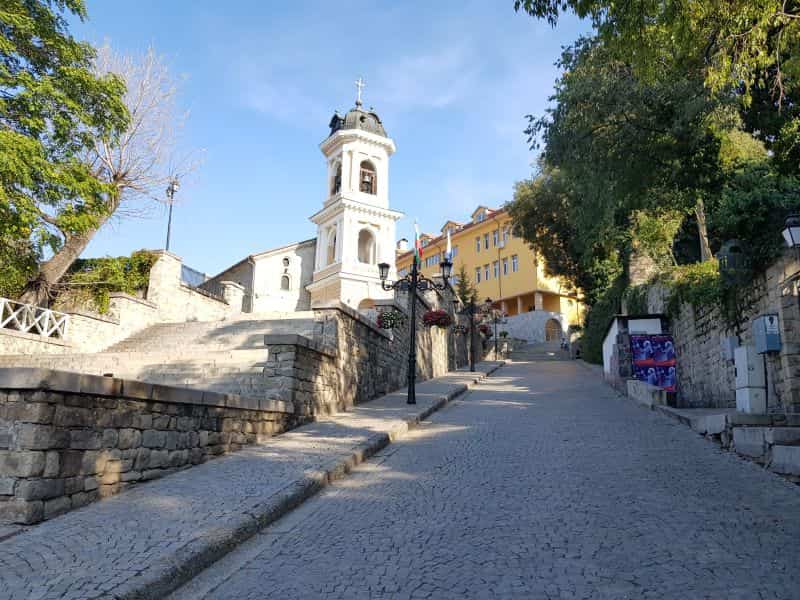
[0,311,328,398]
[508,341,571,362]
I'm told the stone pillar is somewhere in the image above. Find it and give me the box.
[221,281,246,314]
[534,292,544,311]
[145,251,183,306]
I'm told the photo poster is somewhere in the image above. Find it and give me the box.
[630,334,677,392]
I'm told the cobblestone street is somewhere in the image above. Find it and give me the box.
[172,358,800,600]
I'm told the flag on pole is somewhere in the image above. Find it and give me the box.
[414,221,423,266]
[445,228,452,261]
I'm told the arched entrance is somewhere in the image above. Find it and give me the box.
[544,318,562,342]
[357,298,376,311]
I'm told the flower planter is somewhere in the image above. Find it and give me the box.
[422,309,453,328]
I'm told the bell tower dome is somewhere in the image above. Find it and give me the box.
[307,79,403,310]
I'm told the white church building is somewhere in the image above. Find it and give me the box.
[207,86,403,313]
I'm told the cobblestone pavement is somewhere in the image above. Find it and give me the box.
[172,359,800,600]
[0,364,501,600]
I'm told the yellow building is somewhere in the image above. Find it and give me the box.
[395,206,584,331]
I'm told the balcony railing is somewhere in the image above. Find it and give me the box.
[0,297,69,339]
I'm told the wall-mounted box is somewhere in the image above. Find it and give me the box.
[736,387,767,414]
[720,336,738,362]
[734,345,765,389]
[753,314,781,354]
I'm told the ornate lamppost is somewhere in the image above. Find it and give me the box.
[164,177,180,252]
[484,297,508,359]
[378,257,453,404]
[453,296,490,372]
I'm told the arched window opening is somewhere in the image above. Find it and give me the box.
[282,257,290,268]
[359,160,376,195]
[326,226,337,265]
[331,161,342,195]
[545,319,562,342]
[280,275,290,291]
[357,229,376,264]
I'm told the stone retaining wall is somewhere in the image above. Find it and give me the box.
[645,250,800,411]
[0,368,296,525]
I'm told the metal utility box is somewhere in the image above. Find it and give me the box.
[734,345,765,389]
[720,336,738,362]
[736,387,767,414]
[753,314,782,354]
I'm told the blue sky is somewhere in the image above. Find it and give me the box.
[74,1,587,275]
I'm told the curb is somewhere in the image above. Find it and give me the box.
[124,362,505,600]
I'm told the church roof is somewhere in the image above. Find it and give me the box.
[328,103,388,138]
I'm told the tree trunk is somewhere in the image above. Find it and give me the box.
[695,198,712,262]
[19,223,104,307]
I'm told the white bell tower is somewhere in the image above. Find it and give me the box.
[307,80,403,310]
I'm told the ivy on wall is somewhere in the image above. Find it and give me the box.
[52,251,158,314]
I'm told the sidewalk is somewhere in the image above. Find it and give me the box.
[0,361,503,600]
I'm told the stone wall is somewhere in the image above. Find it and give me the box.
[0,368,296,525]
[263,287,467,416]
[502,309,567,344]
[645,250,800,411]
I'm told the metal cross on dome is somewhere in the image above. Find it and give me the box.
[355,77,365,105]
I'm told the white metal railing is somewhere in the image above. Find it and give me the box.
[0,297,69,339]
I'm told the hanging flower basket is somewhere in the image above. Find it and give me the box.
[377,309,406,330]
[452,324,468,335]
[479,323,492,338]
[422,309,453,328]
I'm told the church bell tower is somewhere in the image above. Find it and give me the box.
[307,80,403,310]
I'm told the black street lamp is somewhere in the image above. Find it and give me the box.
[453,296,489,372]
[165,177,180,252]
[378,257,453,404]
[783,214,800,257]
[484,297,508,359]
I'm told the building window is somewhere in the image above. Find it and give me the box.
[493,261,499,278]
[398,267,408,277]
[475,237,480,253]
[280,275,290,290]
[331,161,342,195]
[477,211,485,222]
[475,267,481,283]
[484,264,490,281]
[452,246,459,258]
[359,160,377,194]
[483,234,489,250]
[503,228,509,244]
[357,228,376,264]
[326,226,337,265]
[492,230,499,247]
[502,257,509,276]
[282,257,290,268]
[511,255,519,272]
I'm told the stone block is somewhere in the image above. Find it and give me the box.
[151,384,199,406]
[69,429,102,450]
[765,428,800,446]
[0,499,43,524]
[690,413,729,435]
[81,450,109,476]
[43,496,71,520]
[84,477,99,492]
[0,477,15,495]
[132,414,153,430]
[771,445,800,475]
[70,491,98,509]
[120,470,141,482]
[3,449,48,478]
[6,402,54,424]
[53,405,93,428]
[17,424,69,450]
[78,374,122,397]
[733,427,767,459]
[64,476,84,495]
[142,429,166,448]
[152,415,171,429]
[16,478,65,501]
[120,379,152,401]
[164,431,179,450]
[118,428,141,450]
[148,449,169,469]
[43,451,59,477]
[102,429,119,448]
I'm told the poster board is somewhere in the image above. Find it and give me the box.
[630,334,676,392]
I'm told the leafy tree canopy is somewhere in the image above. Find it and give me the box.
[0,0,128,300]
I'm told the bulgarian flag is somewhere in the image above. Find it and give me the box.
[414,221,423,266]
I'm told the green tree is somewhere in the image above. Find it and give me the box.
[455,264,478,305]
[1,0,128,304]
